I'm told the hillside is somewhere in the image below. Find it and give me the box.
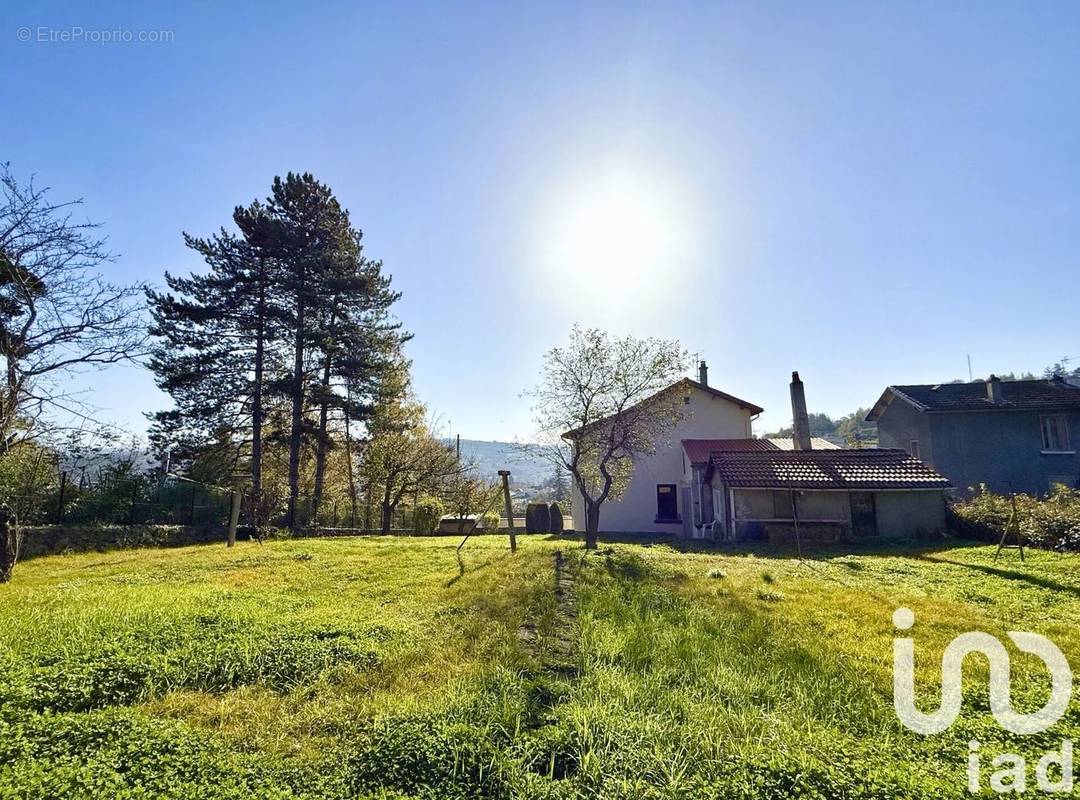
[454,438,554,488]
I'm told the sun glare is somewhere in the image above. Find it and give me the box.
[533,159,698,309]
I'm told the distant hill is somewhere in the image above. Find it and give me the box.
[452,439,552,488]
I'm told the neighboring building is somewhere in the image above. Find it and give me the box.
[866,376,1080,495]
[568,362,762,534]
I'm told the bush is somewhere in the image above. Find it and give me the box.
[479,511,499,530]
[525,503,551,534]
[412,497,445,535]
[549,503,564,533]
[952,484,1080,551]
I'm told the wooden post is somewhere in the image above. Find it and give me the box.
[227,469,248,548]
[499,470,516,553]
[56,470,67,525]
[227,488,241,547]
[129,481,138,526]
[994,495,1026,562]
[0,505,15,583]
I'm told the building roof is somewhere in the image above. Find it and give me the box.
[682,437,838,464]
[866,378,1080,420]
[706,448,951,490]
[564,378,763,439]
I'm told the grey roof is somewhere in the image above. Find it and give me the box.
[866,378,1080,421]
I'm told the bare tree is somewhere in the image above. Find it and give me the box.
[359,399,462,534]
[527,326,689,550]
[0,165,146,453]
[0,165,145,581]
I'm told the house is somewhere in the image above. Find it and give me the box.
[567,362,762,534]
[569,366,951,540]
[696,373,950,542]
[866,376,1080,496]
[704,446,951,542]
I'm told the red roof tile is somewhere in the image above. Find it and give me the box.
[707,449,950,490]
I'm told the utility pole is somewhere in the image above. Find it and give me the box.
[499,470,516,553]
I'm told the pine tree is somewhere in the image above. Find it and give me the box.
[147,224,283,525]
[234,173,408,531]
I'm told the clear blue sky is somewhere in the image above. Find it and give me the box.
[6,1,1080,440]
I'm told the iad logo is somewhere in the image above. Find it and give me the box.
[892,608,1074,794]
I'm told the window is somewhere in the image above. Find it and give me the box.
[656,484,679,521]
[772,491,794,519]
[1040,414,1071,451]
[909,440,920,459]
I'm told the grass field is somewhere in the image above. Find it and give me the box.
[1,534,1078,798]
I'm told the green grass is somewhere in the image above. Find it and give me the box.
[1,535,1079,798]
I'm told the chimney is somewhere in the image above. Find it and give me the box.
[698,360,708,387]
[790,371,812,451]
[986,375,1003,403]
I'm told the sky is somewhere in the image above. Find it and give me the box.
[5,1,1080,441]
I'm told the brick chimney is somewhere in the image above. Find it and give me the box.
[986,375,1003,403]
[790,371,812,451]
[698,360,708,388]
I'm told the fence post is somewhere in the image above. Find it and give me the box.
[499,470,517,553]
[129,482,138,526]
[0,506,15,583]
[227,488,241,547]
[56,471,67,525]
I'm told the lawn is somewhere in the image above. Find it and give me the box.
[1,534,1078,798]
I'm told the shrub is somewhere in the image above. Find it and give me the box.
[412,497,445,535]
[548,503,564,533]
[707,568,725,579]
[952,485,1080,551]
[479,510,500,530]
[525,503,551,534]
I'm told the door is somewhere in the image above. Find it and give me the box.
[850,492,876,537]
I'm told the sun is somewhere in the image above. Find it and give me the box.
[532,158,697,309]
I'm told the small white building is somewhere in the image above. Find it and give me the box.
[568,363,762,534]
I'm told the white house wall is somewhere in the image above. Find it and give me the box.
[570,385,754,533]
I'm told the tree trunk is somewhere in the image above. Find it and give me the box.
[585,501,600,550]
[0,507,15,583]
[250,262,266,529]
[380,484,393,534]
[344,393,358,528]
[310,320,335,525]
[286,295,305,532]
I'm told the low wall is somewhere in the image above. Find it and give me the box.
[16,524,233,560]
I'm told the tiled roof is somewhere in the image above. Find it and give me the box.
[682,437,838,464]
[707,449,951,490]
[867,378,1080,420]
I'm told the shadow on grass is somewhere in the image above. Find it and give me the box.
[543,531,986,561]
[913,553,1080,598]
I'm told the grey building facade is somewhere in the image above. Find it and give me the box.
[866,376,1080,496]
